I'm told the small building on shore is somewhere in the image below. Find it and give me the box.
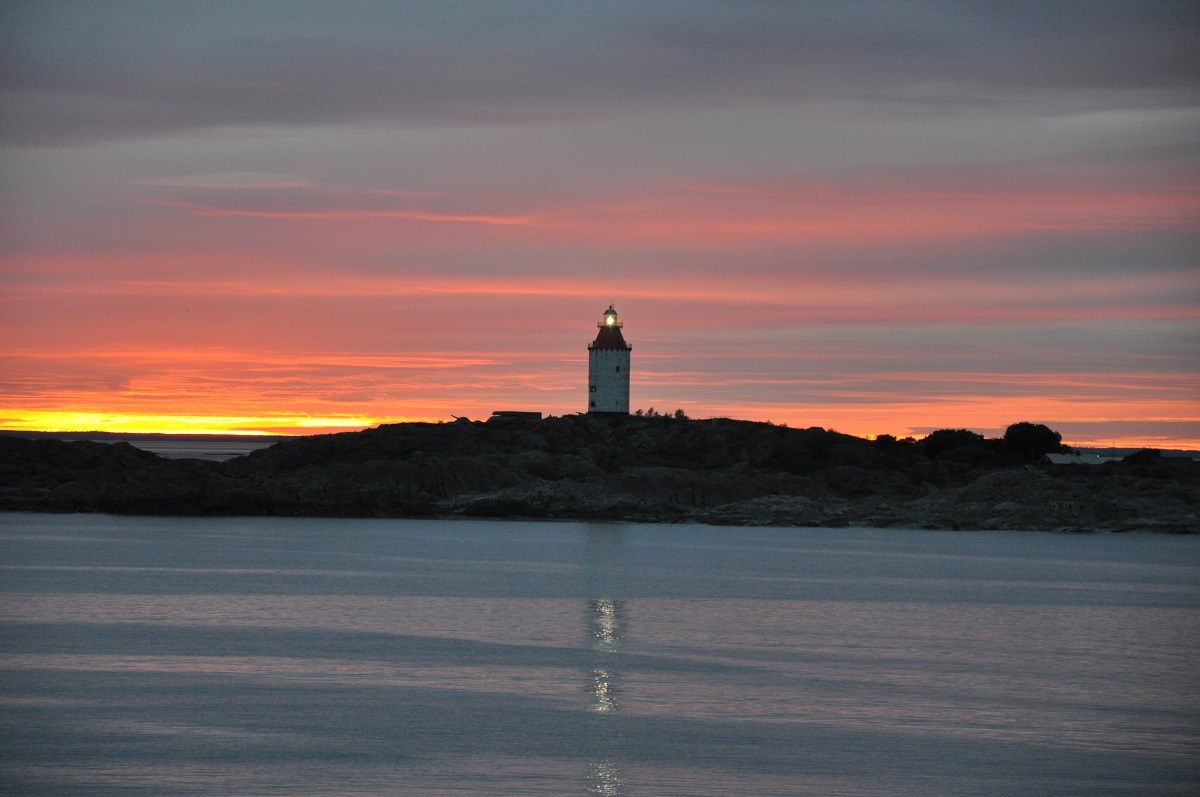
[487,411,542,426]
[1042,452,1121,466]
[490,411,542,421]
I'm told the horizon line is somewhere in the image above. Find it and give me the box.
[3,421,1195,453]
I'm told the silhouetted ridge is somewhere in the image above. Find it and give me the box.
[1,416,1195,532]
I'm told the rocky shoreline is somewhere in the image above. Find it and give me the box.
[2,416,1197,533]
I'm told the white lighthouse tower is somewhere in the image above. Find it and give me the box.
[588,305,631,414]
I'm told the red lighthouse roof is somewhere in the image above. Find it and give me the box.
[589,305,631,350]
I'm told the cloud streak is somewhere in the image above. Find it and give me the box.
[129,169,1198,242]
[147,198,534,226]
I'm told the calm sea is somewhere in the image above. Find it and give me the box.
[1,514,1197,795]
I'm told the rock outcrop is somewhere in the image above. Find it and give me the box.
[2,416,1196,532]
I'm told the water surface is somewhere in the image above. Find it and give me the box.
[1,514,1197,795]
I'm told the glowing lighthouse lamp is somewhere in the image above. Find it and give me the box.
[587,305,632,414]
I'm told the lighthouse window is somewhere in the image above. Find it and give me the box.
[615,365,620,372]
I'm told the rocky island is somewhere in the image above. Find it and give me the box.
[1,415,1196,533]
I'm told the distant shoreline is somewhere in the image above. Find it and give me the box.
[0,430,285,442]
[0,431,282,461]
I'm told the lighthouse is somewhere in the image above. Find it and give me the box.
[588,305,631,414]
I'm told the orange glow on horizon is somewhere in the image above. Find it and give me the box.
[2,340,1196,448]
[0,411,411,437]
[3,409,1195,451]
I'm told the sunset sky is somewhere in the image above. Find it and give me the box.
[2,2,1198,446]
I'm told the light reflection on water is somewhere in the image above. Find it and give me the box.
[583,525,629,794]
[587,598,624,718]
[1,514,1198,796]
